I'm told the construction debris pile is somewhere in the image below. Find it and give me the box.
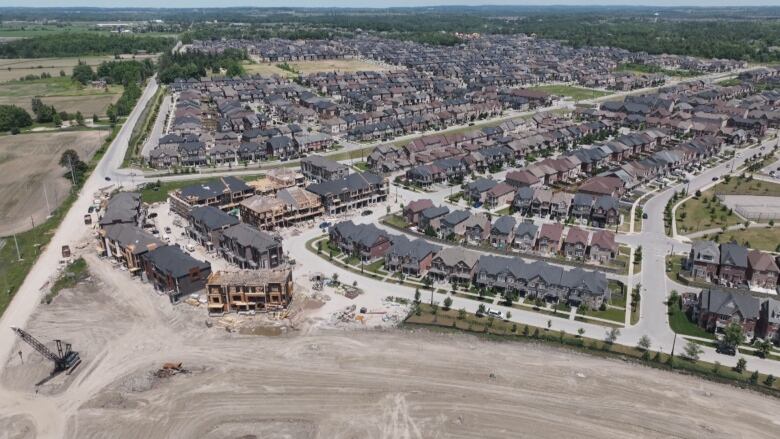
[154,362,190,379]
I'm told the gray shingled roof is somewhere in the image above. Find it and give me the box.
[190,206,240,231]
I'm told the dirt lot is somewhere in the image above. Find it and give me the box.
[0,130,105,236]
[291,59,398,74]
[1,253,779,439]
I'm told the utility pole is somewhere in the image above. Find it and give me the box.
[13,234,22,261]
[43,184,51,218]
[670,332,678,359]
[68,155,77,186]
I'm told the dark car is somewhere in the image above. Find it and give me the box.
[319,221,332,229]
[361,209,373,216]
[716,343,736,356]
[642,213,648,219]
[711,176,718,181]
[104,176,111,181]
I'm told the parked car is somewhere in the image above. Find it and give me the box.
[104,176,111,181]
[716,342,736,356]
[319,221,332,229]
[487,308,503,319]
[711,176,718,181]
[164,226,172,234]
[642,213,648,219]
[361,209,373,216]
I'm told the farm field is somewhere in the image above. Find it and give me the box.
[0,76,124,117]
[0,130,106,236]
[0,54,158,83]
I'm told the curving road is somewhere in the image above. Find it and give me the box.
[0,76,159,375]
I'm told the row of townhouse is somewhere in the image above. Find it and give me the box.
[512,187,621,227]
[327,220,610,309]
[692,289,780,344]
[96,193,213,302]
[689,241,780,293]
[402,200,618,262]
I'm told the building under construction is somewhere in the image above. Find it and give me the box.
[206,268,293,315]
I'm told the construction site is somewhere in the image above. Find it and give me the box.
[1,250,780,439]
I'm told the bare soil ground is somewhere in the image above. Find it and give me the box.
[290,59,398,74]
[1,252,779,439]
[0,130,105,236]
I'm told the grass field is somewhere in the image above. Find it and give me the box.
[713,176,780,197]
[527,84,612,101]
[242,62,290,77]
[707,226,780,252]
[0,130,106,236]
[290,59,396,74]
[0,76,123,117]
[676,193,742,234]
[0,54,158,83]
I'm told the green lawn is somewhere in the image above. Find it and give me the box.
[668,296,715,340]
[608,280,626,307]
[708,227,780,252]
[676,193,741,234]
[527,84,612,101]
[140,174,265,204]
[581,306,625,324]
[716,78,742,87]
[384,214,409,229]
[714,176,780,197]
[365,259,385,274]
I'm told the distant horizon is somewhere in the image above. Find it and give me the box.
[1,2,779,10]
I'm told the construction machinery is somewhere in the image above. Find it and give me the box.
[11,327,81,373]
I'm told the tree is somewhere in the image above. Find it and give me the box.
[75,111,85,127]
[0,104,32,131]
[637,335,651,351]
[443,296,453,310]
[331,273,339,285]
[546,319,552,330]
[71,62,95,85]
[753,338,773,359]
[577,327,585,338]
[52,111,62,127]
[734,357,747,374]
[457,308,466,320]
[749,370,759,385]
[764,374,775,387]
[92,113,99,123]
[414,289,421,303]
[722,322,744,349]
[505,311,511,320]
[477,303,486,315]
[605,327,620,344]
[682,341,703,362]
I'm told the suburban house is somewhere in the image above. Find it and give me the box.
[219,223,284,269]
[403,199,434,225]
[719,242,749,287]
[537,223,564,255]
[206,268,293,315]
[696,288,760,339]
[329,221,392,261]
[439,210,471,239]
[463,213,492,245]
[142,245,212,303]
[490,216,517,250]
[187,206,240,252]
[747,250,780,291]
[758,299,780,343]
[589,230,617,263]
[427,247,480,286]
[418,206,450,232]
[689,240,720,282]
[484,183,516,210]
[562,227,590,260]
[513,222,538,252]
[384,236,441,276]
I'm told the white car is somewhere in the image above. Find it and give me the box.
[487,309,503,319]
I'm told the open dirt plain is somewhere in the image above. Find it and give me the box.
[0,130,105,236]
[1,253,779,439]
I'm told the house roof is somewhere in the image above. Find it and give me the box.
[700,289,760,320]
[178,176,251,202]
[102,224,164,255]
[590,230,617,252]
[720,242,748,268]
[222,223,280,252]
[492,216,517,235]
[190,206,240,231]
[433,246,479,268]
[331,220,390,248]
[145,245,210,279]
[100,192,141,226]
[539,223,564,241]
[565,227,590,246]
[307,172,384,197]
[748,250,780,273]
[405,199,435,214]
[514,222,538,238]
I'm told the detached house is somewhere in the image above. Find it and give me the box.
[689,240,720,282]
[696,289,760,339]
[513,222,538,252]
[537,223,564,255]
[463,213,491,245]
[329,221,392,262]
[563,227,590,260]
[589,230,617,263]
[719,242,749,287]
[490,216,516,250]
[384,236,441,276]
[747,250,780,291]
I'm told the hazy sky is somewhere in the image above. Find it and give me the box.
[0,1,777,8]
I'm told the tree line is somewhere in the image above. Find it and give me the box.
[157,49,247,84]
[0,33,174,58]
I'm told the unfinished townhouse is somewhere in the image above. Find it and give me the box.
[219,223,284,269]
[169,176,256,217]
[239,186,324,231]
[206,268,294,315]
